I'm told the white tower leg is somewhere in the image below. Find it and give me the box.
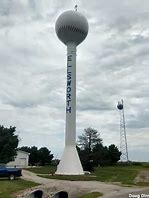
[55,42,84,175]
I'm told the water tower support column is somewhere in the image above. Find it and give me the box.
[65,42,76,146]
[55,42,84,175]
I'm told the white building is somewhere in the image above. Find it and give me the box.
[7,150,30,168]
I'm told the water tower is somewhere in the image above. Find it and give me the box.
[117,99,129,161]
[55,7,88,175]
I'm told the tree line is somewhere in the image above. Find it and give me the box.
[0,125,53,166]
[19,146,54,166]
[0,125,121,170]
[77,127,121,171]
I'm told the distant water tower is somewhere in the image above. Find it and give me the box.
[117,99,129,162]
[55,7,88,175]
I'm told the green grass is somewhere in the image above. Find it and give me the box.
[37,165,140,184]
[78,192,103,198]
[142,163,149,168]
[0,178,39,198]
[135,182,149,187]
[25,165,56,174]
[93,166,140,184]
[25,164,149,186]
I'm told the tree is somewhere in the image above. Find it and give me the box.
[92,143,109,166]
[77,127,121,170]
[92,144,121,166]
[38,147,53,166]
[78,127,102,151]
[108,144,121,165]
[29,146,39,166]
[0,125,19,164]
[77,146,94,171]
[77,127,102,171]
[19,146,54,166]
[18,146,30,153]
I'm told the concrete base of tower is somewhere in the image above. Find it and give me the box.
[55,145,84,175]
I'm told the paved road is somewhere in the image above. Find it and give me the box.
[21,170,149,198]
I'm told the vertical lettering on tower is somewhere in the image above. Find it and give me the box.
[66,55,72,113]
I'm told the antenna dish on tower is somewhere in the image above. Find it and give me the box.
[117,101,123,110]
[74,5,78,11]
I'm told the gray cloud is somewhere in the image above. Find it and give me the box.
[0,0,149,161]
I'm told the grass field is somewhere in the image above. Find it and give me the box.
[26,164,149,186]
[93,166,140,184]
[78,192,103,198]
[0,178,39,198]
[25,165,56,174]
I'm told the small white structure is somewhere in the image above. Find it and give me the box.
[7,150,29,168]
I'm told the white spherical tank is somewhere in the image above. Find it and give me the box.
[55,10,88,45]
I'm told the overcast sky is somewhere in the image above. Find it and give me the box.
[0,0,149,161]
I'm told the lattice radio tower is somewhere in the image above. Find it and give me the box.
[117,99,129,161]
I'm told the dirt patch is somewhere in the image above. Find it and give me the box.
[134,170,149,183]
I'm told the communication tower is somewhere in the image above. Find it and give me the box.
[117,99,129,161]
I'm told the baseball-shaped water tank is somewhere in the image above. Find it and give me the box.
[55,10,88,46]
